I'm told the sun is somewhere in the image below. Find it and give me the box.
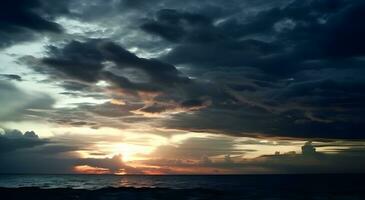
[111,143,155,162]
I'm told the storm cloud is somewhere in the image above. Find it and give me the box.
[40,39,189,89]
[16,0,364,139]
[0,129,47,153]
[0,0,68,48]
[1,0,365,174]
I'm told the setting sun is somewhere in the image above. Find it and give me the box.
[109,143,155,162]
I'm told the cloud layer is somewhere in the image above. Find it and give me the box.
[19,0,365,139]
[1,0,365,174]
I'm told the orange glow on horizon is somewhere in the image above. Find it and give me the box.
[73,165,111,174]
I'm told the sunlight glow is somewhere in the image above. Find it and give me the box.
[110,143,155,161]
[73,165,110,174]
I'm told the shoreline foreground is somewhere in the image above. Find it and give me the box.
[1,186,364,200]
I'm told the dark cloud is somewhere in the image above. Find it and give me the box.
[35,35,365,139]
[135,0,365,139]
[40,39,189,89]
[34,144,80,154]
[41,40,105,82]
[0,74,22,81]
[156,0,365,74]
[59,81,90,91]
[35,39,230,119]
[138,103,170,114]
[5,0,365,140]
[301,141,316,155]
[0,0,67,48]
[162,103,365,139]
[0,129,47,153]
[141,9,215,43]
[180,99,209,109]
[321,1,365,58]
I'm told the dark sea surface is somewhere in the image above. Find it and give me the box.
[0,174,364,199]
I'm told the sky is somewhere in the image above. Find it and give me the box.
[0,0,365,174]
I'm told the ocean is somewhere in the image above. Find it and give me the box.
[0,174,364,199]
